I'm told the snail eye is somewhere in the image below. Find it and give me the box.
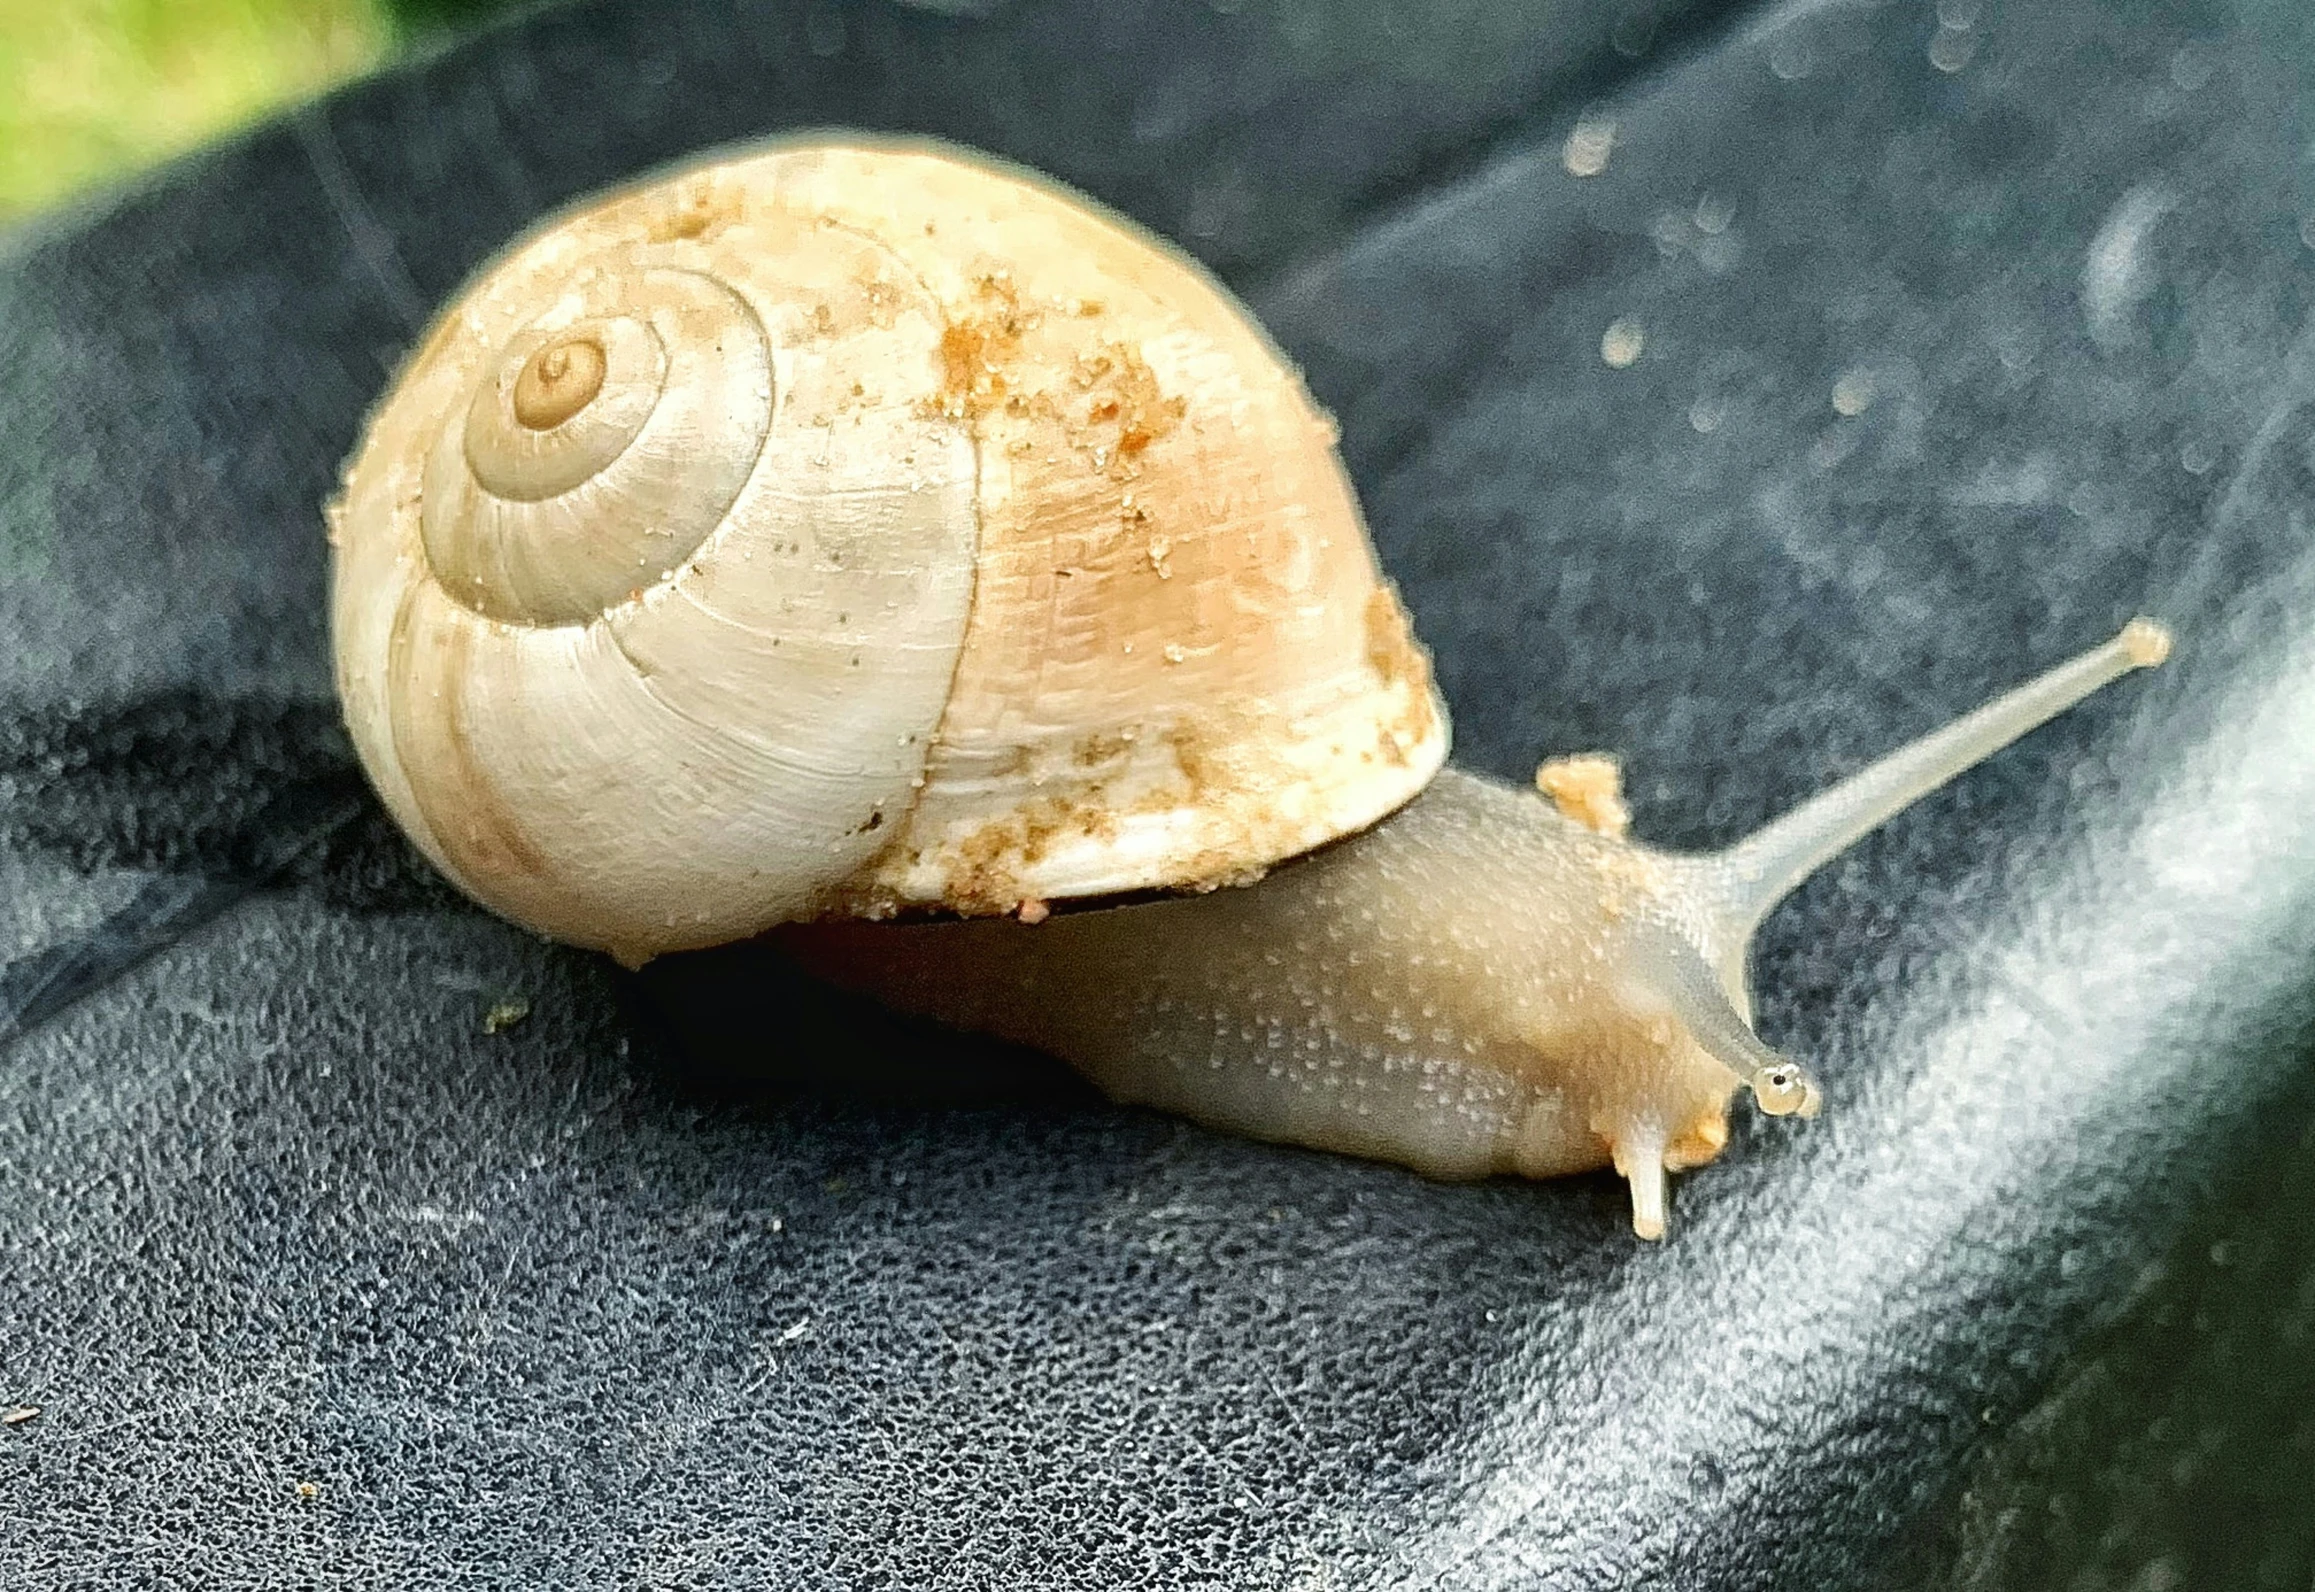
[1752,1062,1822,1118]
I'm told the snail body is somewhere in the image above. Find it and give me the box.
[788,628,2168,1239]
[330,134,2169,1238]
[789,766,1750,1233]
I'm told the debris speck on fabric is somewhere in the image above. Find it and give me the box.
[1562,115,1615,177]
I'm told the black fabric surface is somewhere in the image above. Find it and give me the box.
[4,0,2314,1586]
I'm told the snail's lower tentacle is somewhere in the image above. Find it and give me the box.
[1610,1125,1671,1241]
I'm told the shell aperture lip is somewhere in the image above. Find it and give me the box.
[420,267,774,627]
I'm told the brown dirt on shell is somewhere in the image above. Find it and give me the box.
[1163,718,1234,797]
[863,703,1287,919]
[881,254,1377,918]
[929,270,1038,421]
[1071,344,1186,477]
[1361,586,1441,768]
[1154,714,1300,892]
[925,271,1185,486]
[646,180,745,244]
[930,789,1128,915]
[1072,729,1139,769]
[848,257,907,330]
[1362,586,1430,693]
[1157,694,1280,812]
[805,259,917,363]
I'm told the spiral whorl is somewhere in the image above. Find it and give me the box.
[421,269,772,626]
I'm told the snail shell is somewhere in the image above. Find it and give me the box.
[330,137,1447,963]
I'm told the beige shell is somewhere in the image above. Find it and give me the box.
[329,135,1449,964]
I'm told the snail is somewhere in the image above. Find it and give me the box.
[328,134,2170,1239]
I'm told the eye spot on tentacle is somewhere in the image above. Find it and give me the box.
[1752,1062,1822,1118]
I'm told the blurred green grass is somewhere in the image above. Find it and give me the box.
[0,0,517,223]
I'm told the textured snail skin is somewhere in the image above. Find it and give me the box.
[792,624,2168,1238]
[790,769,1745,1242]
[329,137,1445,966]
